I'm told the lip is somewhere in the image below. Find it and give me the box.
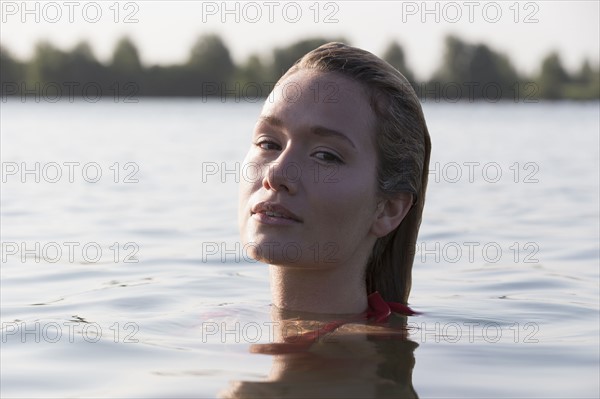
[251,201,303,225]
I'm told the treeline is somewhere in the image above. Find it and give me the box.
[1,34,598,101]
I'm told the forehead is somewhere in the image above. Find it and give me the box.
[260,69,376,138]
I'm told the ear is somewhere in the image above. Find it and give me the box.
[370,192,413,238]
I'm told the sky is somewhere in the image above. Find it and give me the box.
[1,0,599,80]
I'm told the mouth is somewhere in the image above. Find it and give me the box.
[251,201,303,224]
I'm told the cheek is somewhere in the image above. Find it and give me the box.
[309,168,378,233]
[238,153,260,234]
[301,174,377,264]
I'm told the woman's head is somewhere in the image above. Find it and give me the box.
[239,42,430,305]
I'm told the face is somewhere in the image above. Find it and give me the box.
[238,69,382,269]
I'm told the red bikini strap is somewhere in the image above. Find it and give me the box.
[367,291,419,322]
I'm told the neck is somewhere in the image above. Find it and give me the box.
[269,264,368,314]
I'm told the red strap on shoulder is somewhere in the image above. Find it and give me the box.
[367,291,419,322]
[366,291,392,322]
[388,301,419,316]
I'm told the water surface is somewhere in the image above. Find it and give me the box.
[1,99,599,398]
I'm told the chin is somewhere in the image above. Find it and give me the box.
[246,238,341,270]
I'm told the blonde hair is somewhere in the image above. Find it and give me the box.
[280,42,431,304]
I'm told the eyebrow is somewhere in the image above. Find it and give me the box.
[259,115,356,150]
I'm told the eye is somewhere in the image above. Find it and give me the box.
[255,140,281,151]
[313,151,343,164]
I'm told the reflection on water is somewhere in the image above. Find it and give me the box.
[222,309,418,399]
[1,100,598,398]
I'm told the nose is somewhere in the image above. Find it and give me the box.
[262,150,300,194]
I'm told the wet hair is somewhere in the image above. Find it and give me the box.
[280,42,431,304]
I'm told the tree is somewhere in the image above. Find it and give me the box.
[430,35,519,100]
[0,46,24,86]
[432,35,472,83]
[188,34,235,85]
[561,58,600,100]
[575,59,594,84]
[382,41,416,86]
[111,37,143,74]
[538,52,570,99]
[65,41,107,90]
[27,41,70,85]
[239,55,267,82]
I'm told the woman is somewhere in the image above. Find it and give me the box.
[238,42,431,316]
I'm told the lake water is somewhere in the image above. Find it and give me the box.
[1,99,599,398]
